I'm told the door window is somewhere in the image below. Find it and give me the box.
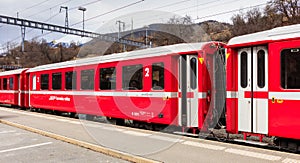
[257,50,265,88]
[190,58,197,89]
[240,51,248,88]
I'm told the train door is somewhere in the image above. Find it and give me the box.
[17,75,21,106]
[238,46,268,134]
[179,54,198,127]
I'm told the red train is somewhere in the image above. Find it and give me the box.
[226,24,300,151]
[0,24,300,152]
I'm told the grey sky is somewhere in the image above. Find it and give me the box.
[0,0,269,48]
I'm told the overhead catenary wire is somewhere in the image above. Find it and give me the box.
[2,0,268,48]
[5,0,145,45]
[71,0,145,26]
[25,0,73,18]
[5,0,103,44]
[193,3,267,21]
[153,0,193,10]
[18,0,51,13]
[91,0,240,29]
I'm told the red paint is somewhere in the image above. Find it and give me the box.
[244,91,268,99]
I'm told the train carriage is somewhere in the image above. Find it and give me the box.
[226,24,300,151]
[0,68,28,107]
[27,42,225,131]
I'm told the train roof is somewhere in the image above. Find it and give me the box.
[27,42,221,72]
[228,24,300,47]
[0,68,28,76]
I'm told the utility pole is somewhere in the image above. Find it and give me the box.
[60,6,69,33]
[116,20,125,40]
[116,20,126,52]
[78,6,87,36]
[21,26,25,52]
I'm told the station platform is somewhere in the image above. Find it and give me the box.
[0,107,299,163]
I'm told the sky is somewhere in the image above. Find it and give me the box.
[0,0,269,50]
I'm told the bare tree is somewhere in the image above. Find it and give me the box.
[268,0,300,24]
[166,15,194,42]
[40,39,52,62]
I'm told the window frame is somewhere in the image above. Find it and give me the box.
[122,64,143,90]
[280,48,300,89]
[32,75,37,90]
[152,62,164,90]
[99,67,116,90]
[257,50,265,88]
[240,51,248,88]
[3,78,7,90]
[9,77,14,90]
[65,71,77,90]
[52,72,62,90]
[190,58,197,90]
[80,69,95,90]
[40,74,49,90]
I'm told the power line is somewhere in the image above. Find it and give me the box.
[171,0,222,13]
[69,0,102,10]
[153,0,193,10]
[18,0,51,13]
[86,0,222,27]
[26,0,73,18]
[71,0,145,26]
[193,3,267,20]
[5,0,98,44]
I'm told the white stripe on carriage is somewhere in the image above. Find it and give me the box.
[226,91,238,98]
[269,92,300,100]
[29,91,208,99]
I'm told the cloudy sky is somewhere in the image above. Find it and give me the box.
[0,0,269,48]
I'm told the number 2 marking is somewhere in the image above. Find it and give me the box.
[145,68,150,77]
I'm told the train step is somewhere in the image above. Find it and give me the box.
[173,131,198,137]
[233,139,268,146]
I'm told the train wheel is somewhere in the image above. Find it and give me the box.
[69,112,76,118]
[53,110,62,116]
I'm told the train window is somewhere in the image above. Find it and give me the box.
[257,50,265,88]
[0,78,2,90]
[9,77,13,90]
[81,69,94,90]
[122,64,143,90]
[32,75,36,90]
[52,72,62,90]
[152,62,164,90]
[240,51,248,88]
[3,78,7,90]
[281,48,300,89]
[100,67,116,90]
[65,71,77,90]
[41,74,49,90]
[190,58,197,89]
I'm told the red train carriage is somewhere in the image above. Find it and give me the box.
[0,68,28,107]
[27,42,225,131]
[226,24,300,151]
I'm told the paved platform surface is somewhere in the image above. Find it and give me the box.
[0,106,300,163]
[0,122,128,163]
